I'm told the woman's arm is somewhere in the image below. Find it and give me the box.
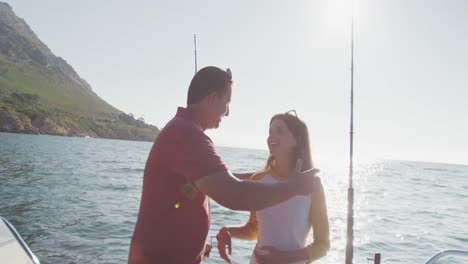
[216,170,264,263]
[298,181,330,263]
[225,211,258,240]
[217,212,258,263]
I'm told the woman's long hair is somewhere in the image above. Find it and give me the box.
[265,111,314,172]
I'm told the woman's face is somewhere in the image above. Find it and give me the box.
[267,118,297,159]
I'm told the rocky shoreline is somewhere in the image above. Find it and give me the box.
[0,109,158,141]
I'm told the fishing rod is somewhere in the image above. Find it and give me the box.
[345,0,355,263]
[345,1,381,264]
[344,3,381,264]
[194,34,198,73]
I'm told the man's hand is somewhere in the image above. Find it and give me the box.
[288,159,320,196]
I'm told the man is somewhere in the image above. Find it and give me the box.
[128,66,319,264]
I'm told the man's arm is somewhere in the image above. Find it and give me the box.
[194,169,318,211]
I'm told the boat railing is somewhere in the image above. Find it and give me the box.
[424,250,468,264]
[0,217,40,264]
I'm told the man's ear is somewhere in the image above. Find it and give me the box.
[205,91,217,104]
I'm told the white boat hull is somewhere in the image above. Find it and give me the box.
[0,217,40,264]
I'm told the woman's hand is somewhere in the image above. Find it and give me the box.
[216,227,232,263]
[254,246,292,264]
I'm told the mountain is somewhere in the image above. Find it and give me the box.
[0,2,159,141]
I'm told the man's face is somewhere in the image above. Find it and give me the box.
[208,84,231,129]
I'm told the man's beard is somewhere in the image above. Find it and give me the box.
[213,118,221,129]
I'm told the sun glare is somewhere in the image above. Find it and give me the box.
[319,0,354,32]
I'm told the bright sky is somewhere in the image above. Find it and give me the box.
[6,0,468,165]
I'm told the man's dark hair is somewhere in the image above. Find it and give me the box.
[187,66,232,105]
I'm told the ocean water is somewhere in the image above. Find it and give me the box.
[0,132,467,264]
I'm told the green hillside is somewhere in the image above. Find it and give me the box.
[0,2,159,141]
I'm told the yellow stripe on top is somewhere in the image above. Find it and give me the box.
[249,168,272,181]
[306,181,331,262]
[251,168,287,182]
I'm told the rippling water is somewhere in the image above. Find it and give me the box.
[1,133,467,264]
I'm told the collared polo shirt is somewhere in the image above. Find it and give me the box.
[129,107,228,264]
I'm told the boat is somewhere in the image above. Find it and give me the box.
[424,250,468,264]
[0,217,40,264]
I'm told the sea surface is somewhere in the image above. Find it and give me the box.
[1,133,467,264]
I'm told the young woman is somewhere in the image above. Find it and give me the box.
[216,111,330,264]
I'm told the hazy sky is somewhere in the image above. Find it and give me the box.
[6,0,468,165]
